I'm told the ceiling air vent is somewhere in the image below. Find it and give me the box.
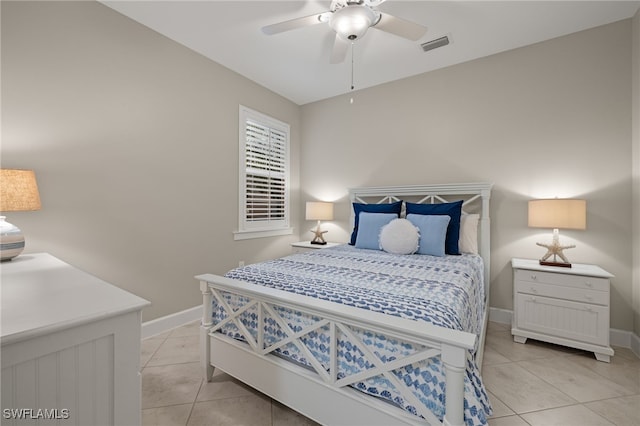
[421,36,450,53]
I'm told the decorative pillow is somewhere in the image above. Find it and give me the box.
[355,212,397,250]
[379,218,419,255]
[349,200,403,245]
[406,214,451,257]
[459,213,480,254]
[405,200,463,255]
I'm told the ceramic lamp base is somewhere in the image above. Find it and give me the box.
[0,216,25,261]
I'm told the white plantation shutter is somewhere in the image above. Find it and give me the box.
[236,106,291,239]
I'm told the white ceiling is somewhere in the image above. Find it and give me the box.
[102,1,640,105]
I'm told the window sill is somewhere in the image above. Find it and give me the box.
[233,227,293,241]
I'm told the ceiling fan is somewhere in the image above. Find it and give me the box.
[262,0,427,64]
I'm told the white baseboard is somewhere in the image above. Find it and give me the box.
[141,305,201,339]
[610,327,640,358]
[488,307,640,357]
[488,307,512,326]
[631,331,640,358]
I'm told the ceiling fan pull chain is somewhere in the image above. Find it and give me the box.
[351,42,355,90]
[349,42,356,104]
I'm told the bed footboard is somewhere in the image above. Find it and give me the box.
[198,274,476,426]
[199,280,215,381]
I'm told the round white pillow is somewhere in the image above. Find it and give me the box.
[379,218,420,255]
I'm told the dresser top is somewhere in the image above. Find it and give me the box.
[511,258,614,278]
[1,253,150,345]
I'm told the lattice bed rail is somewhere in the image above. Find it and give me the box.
[197,274,477,426]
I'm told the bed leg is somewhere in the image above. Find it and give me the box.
[442,344,466,426]
[200,280,215,382]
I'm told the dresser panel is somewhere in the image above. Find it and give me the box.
[515,294,609,346]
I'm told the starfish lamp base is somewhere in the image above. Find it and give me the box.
[539,259,572,268]
[310,220,328,245]
[536,228,575,268]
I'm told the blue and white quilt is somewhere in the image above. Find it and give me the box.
[219,244,492,425]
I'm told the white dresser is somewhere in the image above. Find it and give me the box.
[511,258,614,362]
[1,253,150,425]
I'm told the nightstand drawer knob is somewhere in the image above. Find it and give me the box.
[531,274,537,280]
[530,287,538,294]
[585,281,593,287]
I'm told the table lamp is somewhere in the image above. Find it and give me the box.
[1,169,41,261]
[306,201,334,245]
[528,198,586,267]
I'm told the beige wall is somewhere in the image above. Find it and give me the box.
[633,9,640,335]
[1,1,301,321]
[301,20,634,331]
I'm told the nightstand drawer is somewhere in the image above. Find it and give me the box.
[515,281,608,306]
[514,269,609,292]
[515,293,609,346]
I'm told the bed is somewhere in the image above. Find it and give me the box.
[196,183,493,426]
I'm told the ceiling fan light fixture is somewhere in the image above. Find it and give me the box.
[330,5,377,41]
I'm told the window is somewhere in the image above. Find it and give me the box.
[235,106,292,240]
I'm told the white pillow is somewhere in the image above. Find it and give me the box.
[379,218,419,255]
[459,214,479,254]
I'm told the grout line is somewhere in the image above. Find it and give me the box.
[512,359,579,408]
[144,360,201,369]
[519,414,533,425]
[184,379,204,426]
[141,339,167,369]
[270,397,275,426]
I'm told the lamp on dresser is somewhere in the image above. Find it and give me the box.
[306,201,334,245]
[528,198,586,267]
[0,169,41,261]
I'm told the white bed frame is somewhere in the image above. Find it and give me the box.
[197,183,492,426]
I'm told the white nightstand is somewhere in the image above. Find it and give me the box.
[291,241,341,254]
[511,258,614,362]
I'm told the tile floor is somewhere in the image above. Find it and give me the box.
[141,321,640,425]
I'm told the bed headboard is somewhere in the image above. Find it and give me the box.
[348,183,493,295]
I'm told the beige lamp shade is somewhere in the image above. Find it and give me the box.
[306,201,334,221]
[528,199,586,230]
[1,169,41,212]
[0,169,41,261]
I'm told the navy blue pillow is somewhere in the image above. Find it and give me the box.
[405,200,463,255]
[349,200,403,245]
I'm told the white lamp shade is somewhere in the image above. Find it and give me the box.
[306,202,334,221]
[528,199,586,230]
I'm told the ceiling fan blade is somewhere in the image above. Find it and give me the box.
[262,13,328,35]
[373,12,427,41]
[330,34,349,64]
